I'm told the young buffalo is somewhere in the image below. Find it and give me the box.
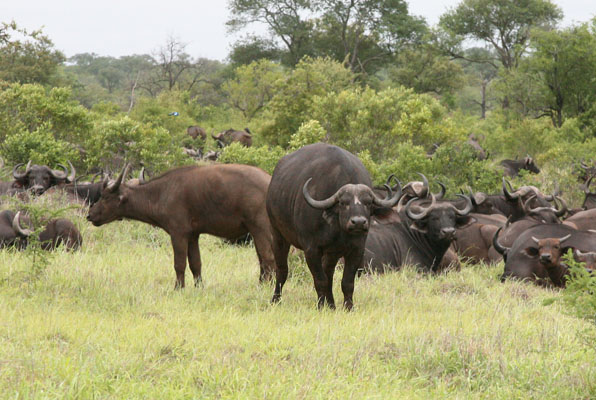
[87,163,275,288]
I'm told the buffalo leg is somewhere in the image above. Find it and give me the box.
[322,253,339,309]
[342,249,364,311]
[187,233,202,287]
[304,249,331,310]
[171,235,189,289]
[249,226,276,283]
[271,228,290,303]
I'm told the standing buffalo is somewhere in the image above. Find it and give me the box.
[12,160,76,195]
[500,156,540,177]
[212,128,253,148]
[1,210,82,251]
[187,126,207,140]
[266,143,400,310]
[87,163,276,287]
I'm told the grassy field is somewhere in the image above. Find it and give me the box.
[0,204,595,399]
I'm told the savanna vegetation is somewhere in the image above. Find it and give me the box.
[1,0,596,397]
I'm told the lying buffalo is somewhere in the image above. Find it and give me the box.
[500,156,540,177]
[1,210,82,251]
[266,143,400,310]
[581,174,596,210]
[87,163,276,287]
[212,128,252,148]
[364,193,475,273]
[495,224,596,286]
[12,160,76,195]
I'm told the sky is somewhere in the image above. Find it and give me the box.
[3,0,595,61]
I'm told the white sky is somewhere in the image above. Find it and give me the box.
[2,0,595,61]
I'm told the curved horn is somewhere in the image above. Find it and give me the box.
[416,173,429,198]
[107,163,131,192]
[385,174,401,192]
[452,194,473,216]
[302,178,339,209]
[585,174,595,194]
[558,234,571,244]
[12,212,33,237]
[468,187,478,206]
[66,160,76,183]
[436,182,446,200]
[372,181,402,208]
[532,236,540,244]
[13,160,32,180]
[553,196,567,218]
[492,227,510,255]
[581,160,589,169]
[502,177,518,200]
[50,163,68,180]
[405,194,436,221]
[139,167,147,183]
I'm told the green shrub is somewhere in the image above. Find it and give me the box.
[218,142,287,174]
[561,251,596,329]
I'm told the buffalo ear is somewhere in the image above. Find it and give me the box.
[456,215,476,229]
[409,220,428,234]
[118,194,128,204]
[523,247,539,257]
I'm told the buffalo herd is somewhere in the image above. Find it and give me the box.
[1,142,596,309]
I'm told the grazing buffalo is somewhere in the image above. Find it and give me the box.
[87,163,276,287]
[266,143,400,310]
[363,193,474,273]
[495,224,596,285]
[187,126,207,140]
[12,160,76,195]
[500,156,540,177]
[212,128,252,148]
[1,210,82,251]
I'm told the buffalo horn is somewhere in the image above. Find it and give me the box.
[437,182,446,200]
[12,211,33,237]
[553,196,568,217]
[453,194,473,216]
[585,174,595,194]
[532,236,540,244]
[13,160,32,180]
[405,194,436,221]
[581,160,588,169]
[492,227,509,255]
[139,167,147,183]
[502,178,518,200]
[107,163,131,192]
[302,178,339,209]
[417,173,430,198]
[468,187,478,206]
[559,234,571,244]
[372,181,402,208]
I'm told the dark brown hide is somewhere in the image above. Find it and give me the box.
[87,164,275,287]
[187,126,207,140]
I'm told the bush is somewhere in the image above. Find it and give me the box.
[218,142,287,174]
[561,251,596,329]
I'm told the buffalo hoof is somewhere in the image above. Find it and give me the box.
[271,294,281,303]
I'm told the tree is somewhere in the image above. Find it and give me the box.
[439,0,562,70]
[227,0,314,66]
[312,0,426,75]
[0,21,65,85]
[223,60,284,118]
[228,35,283,65]
[458,47,499,118]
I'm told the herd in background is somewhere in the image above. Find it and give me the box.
[182,126,253,162]
[1,140,596,309]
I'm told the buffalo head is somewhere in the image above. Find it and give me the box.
[87,164,131,226]
[581,174,596,210]
[405,194,475,241]
[302,177,401,234]
[13,160,76,195]
[527,234,572,268]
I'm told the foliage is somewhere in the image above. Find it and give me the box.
[0,21,65,85]
[83,117,187,173]
[1,123,80,166]
[0,83,92,143]
[288,120,327,150]
[561,251,596,328]
[259,56,356,146]
[222,59,284,118]
[218,142,287,174]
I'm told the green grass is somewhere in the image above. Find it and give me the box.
[0,204,595,399]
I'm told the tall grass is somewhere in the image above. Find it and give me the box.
[0,204,594,398]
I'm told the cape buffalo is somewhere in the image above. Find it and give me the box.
[12,160,76,195]
[363,194,474,273]
[500,156,540,177]
[495,224,596,285]
[581,174,596,210]
[187,126,207,140]
[212,128,252,148]
[266,143,400,310]
[87,163,276,287]
[2,211,82,251]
